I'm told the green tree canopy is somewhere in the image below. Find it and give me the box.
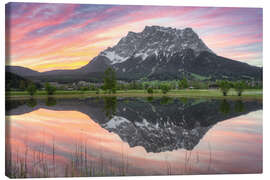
[234,81,246,96]
[217,80,231,96]
[160,84,169,94]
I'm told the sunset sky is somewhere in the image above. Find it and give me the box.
[5,2,262,72]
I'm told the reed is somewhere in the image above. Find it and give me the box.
[6,133,130,178]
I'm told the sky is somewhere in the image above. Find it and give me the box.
[5,2,263,72]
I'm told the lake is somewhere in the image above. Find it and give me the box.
[5,97,262,177]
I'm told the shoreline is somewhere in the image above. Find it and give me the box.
[5,89,263,101]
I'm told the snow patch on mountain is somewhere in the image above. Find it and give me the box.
[134,52,149,60]
[100,50,128,64]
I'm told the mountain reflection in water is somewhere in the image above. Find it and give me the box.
[5,97,262,177]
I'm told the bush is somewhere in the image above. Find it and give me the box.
[89,84,96,91]
[80,86,88,94]
[147,87,154,94]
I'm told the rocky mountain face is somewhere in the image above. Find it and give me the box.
[6,97,262,152]
[6,25,262,82]
[100,26,213,65]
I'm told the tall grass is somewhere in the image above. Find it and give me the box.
[6,134,130,178]
[6,131,215,178]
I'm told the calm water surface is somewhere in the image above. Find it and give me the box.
[5,97,262,177]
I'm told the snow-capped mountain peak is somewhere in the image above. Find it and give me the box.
[99,25,213,64]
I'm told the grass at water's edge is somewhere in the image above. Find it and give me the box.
[5,89,262,100]
[5,134,211,178]
[5,139,130,178]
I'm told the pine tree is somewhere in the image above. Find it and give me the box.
[26,83,37,96]
[103,67,117,94]
[179,78,188,89]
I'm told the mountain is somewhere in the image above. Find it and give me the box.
[100,26,213,64]
[96,26,262,81]
[6,26,262,82]
[6,97,262,152]
[6,66,40,77]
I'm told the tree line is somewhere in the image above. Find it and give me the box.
[12,67,261,97]
[101,68,259,97]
